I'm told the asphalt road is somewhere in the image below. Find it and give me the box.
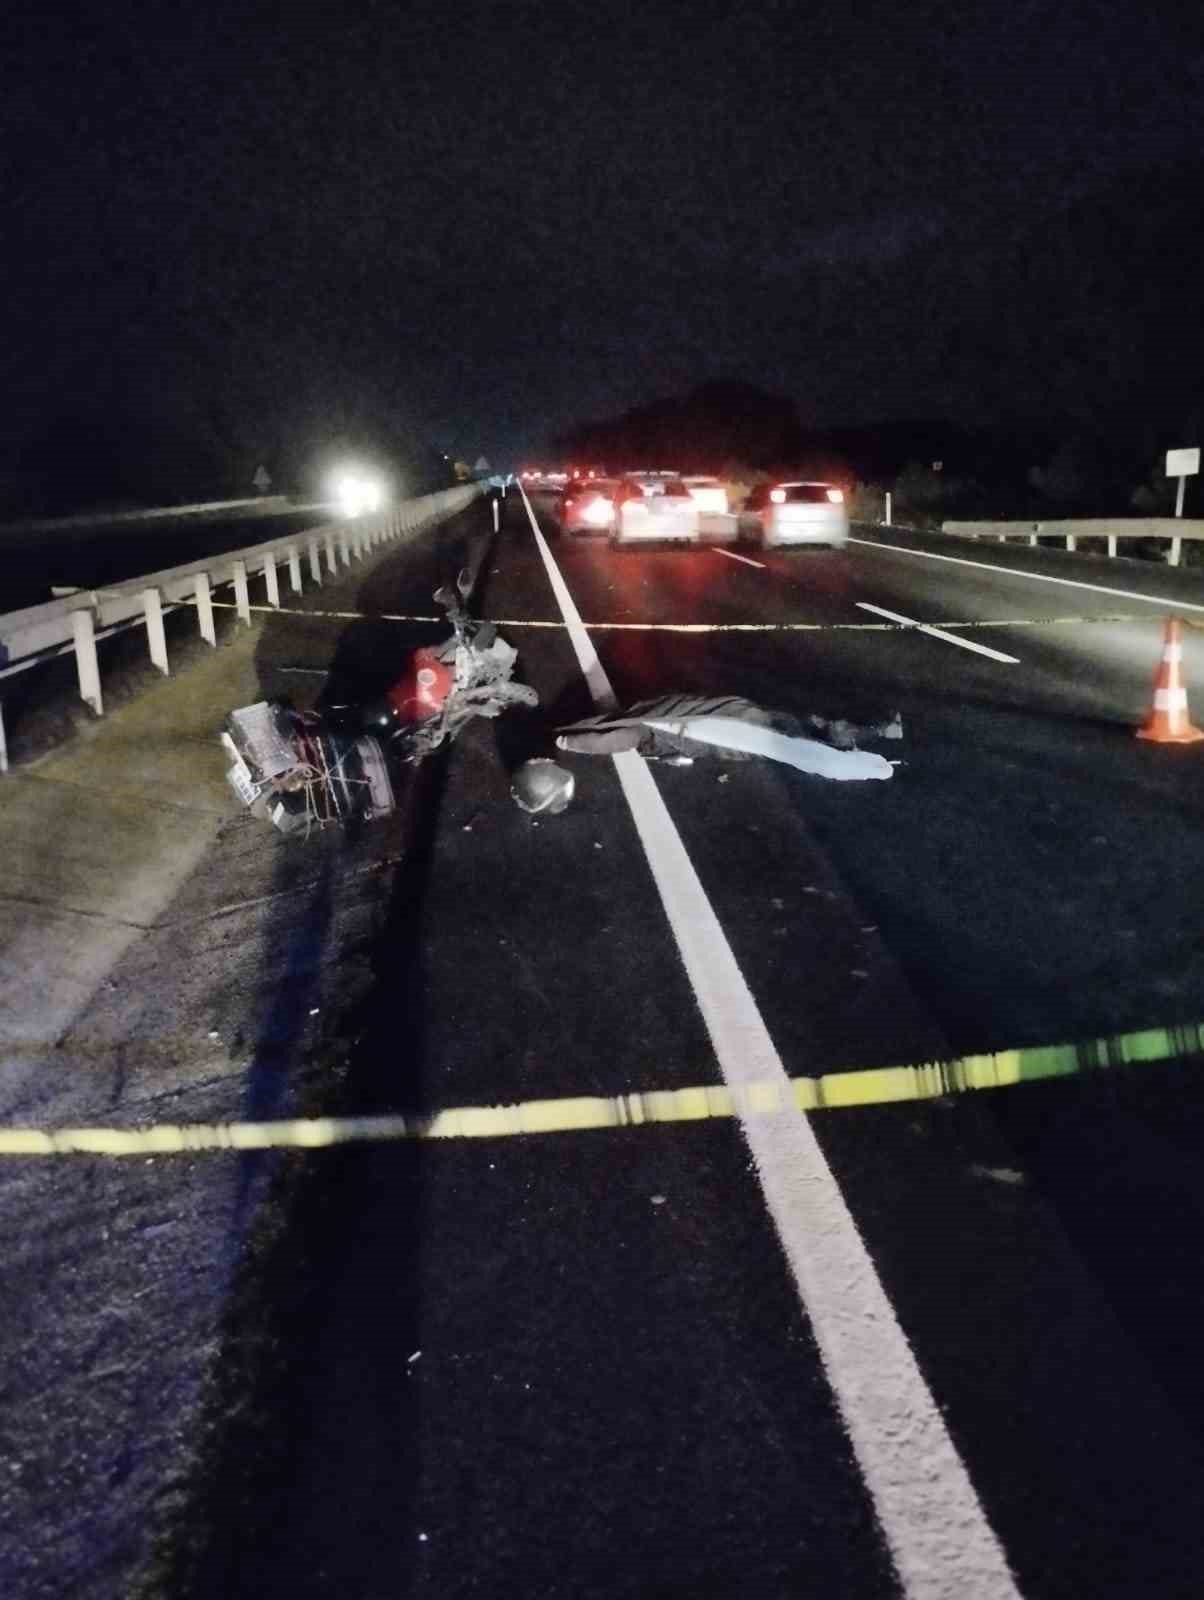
[8,493,1204,1599]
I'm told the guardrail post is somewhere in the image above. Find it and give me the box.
[1065,534,1076,552]
[194,572,216,646]
[1171,535,1182,567]
[72,609,103,716]
[325,533,338,575]
[309,539,323,586]
[233,560,251,624]
[287,546,302,593]
[264,551,281,608]
[338,530,352,567]
[1029,532,1038,546]
[1108,534,1118,558]
[142,587,169,675]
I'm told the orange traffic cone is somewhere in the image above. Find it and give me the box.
[1137,617,1204,744]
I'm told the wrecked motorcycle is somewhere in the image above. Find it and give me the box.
[221,572,538,835]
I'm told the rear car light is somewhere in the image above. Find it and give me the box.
[583,497,614,526]
[770,488,786,504]
[827,488,844,503]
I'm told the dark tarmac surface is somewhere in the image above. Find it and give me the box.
[6,493,1204,1598]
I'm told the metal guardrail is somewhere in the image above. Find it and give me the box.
[941,517,1204,566]
[0,485,480,772]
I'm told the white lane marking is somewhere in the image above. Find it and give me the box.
[713,546,766,569]
[856,601,1020,664]
[849,534,1204,616]
[517,484,1021,1600]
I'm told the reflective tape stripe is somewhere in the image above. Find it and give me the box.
[1153,687,1188,710]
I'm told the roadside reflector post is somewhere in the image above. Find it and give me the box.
[325,532,338,574]
[233,560,251,625]
[142,587,169,675]
[1170,534,1183,567]
[1065,533,1077,552]
[194,572,216,646]
[884,490,892,525]
[492,497,500,534]
[264,550,280,608]
[338,530,351,567]
[72,608,103,716]
[287,546,303,593]
[309,538,323,586]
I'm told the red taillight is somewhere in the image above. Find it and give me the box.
[769,487,786,504]
[583,496,614,526]
[827,488,844,504]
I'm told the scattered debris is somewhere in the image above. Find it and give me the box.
[221,574,537,835]
[207,1030,220,1041]
[408,1350,422,1364]
[308,1008,320,1017]
[556,694,899,781]
[511,759,575,814]
[650,1194,667,1206]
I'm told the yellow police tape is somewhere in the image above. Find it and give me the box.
[1,1020,1200,1157]
[207,598,1164,634]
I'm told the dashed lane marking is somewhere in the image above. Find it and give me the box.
[856,601,1021,663]
[3,1018,1198,1156]
[712,546,766,569]
[849,534,1204,615]
[517,484,1022,1600]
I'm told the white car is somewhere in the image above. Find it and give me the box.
[611,473,700,546]
[559,477,618,535]
[682,475,729,513]
[739,482,849,548]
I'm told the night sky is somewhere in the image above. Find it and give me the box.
[4,0,1202,486]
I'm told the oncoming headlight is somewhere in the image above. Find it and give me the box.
[327,468,388,519]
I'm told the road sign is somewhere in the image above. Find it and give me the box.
[253,464,272,493]
[474,455,491,473]
[1166,448,1199,478]
[1166,448,1199,520]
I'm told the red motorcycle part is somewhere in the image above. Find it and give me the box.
[386,647,453,724]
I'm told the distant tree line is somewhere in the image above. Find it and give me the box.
[550,381,1204,528]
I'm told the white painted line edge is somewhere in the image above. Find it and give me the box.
[849,534,1204,616]
[856,601,1021,664]
[516,483,1021,1600]
[713,546,766,569]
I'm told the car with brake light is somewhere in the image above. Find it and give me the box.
[559,477,618,535]
[739,481,848,548]
[610,473,700,547]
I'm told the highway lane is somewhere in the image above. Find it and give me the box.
[146,491,1204,1599]
[10,491,1204,1598]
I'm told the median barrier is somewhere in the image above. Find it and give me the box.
[941,517,1204,565]
[0,485,480,773]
